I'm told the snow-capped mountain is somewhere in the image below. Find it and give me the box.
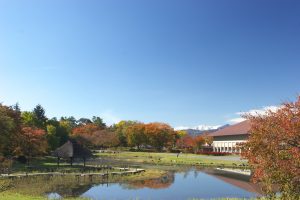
[175,124,229,136]
[194,125,222,131]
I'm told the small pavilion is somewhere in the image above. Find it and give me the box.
[53,140,92,167]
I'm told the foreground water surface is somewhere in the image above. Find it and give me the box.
[44,168,261,200]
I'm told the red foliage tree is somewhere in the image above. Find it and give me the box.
[242,97,300,198]
[14,127,48,164]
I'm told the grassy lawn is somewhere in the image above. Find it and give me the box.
[8,156,123,175]
[0,192,88,200]
[96,151,248,168]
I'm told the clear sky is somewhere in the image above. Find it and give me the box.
[1,0,300,128]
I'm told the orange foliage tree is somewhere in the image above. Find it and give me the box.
[72,123,101,136]
[176,134,195,152]
[144,123,175,150]
[176,134,208,153]
[89,130,119,148]
[242,97,300,198]
[72,123,119,148]
[194,135,205,152]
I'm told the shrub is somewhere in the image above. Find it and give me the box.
[196,151,231,156]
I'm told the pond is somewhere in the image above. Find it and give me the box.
[44,168,261,200]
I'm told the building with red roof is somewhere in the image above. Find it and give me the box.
[210,120,251,153]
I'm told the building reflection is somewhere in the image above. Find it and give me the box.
[203,168,263,195]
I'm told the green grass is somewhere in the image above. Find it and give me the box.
[0,192,89,200]
[8,156,122,175]
[96,151,248,168]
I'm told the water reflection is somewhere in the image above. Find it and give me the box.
[123,171,174,189]
[4,168,262,200]
[4,175,105,198]
[203,168,263,195]
[82,169,260,200]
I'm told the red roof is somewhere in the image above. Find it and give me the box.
[210,120,250,137]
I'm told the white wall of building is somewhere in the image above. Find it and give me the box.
[212,140,246,153]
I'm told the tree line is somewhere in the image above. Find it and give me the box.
[0,103,212,165]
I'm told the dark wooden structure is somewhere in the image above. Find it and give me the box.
[53,140,92,167]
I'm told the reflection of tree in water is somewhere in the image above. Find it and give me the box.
[5,175,107,198]
[123,171,175,189]
[193,170,199,178]
[183,170,190,179]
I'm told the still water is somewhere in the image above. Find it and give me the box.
[47,168,261,200]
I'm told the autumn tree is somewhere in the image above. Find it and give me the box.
[89,130,119,148]
[194,135,205,152]
[176,130,187,138]
[72,123,102,148]
[14,127,48,164]
[114,120,139,146]
[241,97,300,199]
[176,134,195,152]
[0,105,16,157]
[203,133,213,146]
[0,104,22,158]
[125,123,146,149]
[72,123,101,136]
[72,123,119,148]
[144,123,174,151]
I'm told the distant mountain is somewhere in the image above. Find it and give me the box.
[177,124,230,136]
[217,124,230,130]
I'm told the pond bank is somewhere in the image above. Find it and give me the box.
[0,168,145,179]
[94,151,249,169]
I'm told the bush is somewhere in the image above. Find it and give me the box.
[196,151,231,156]
[0,157,13,174]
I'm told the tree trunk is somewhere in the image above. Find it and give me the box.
[57,157,60,167]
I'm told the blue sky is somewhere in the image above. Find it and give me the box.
[1,0,300,128]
